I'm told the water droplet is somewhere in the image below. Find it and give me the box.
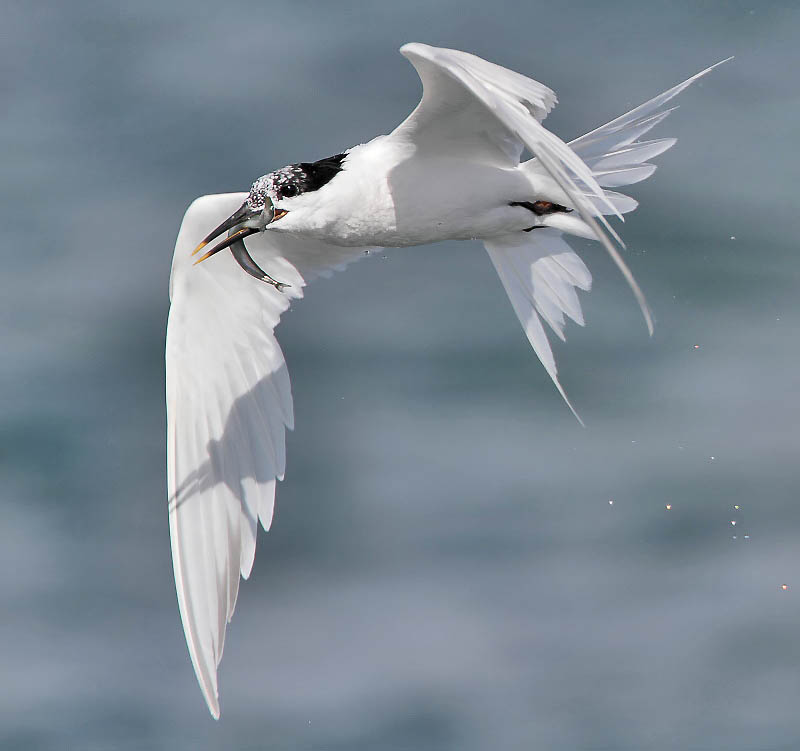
[710,456,716,461]
[734,505,740,510]
[732,535,737,540]
[693,344,700,349]
[608,500,614,506]
[744,535,750,540]
[730,236,736,240]
[665,504,672,510]
[730,520,736,526]
[780,584,789,591]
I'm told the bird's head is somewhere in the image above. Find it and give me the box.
[192,154,347,264]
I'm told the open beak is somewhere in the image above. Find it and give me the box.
[192,202,265,263]
[190,198,292,291]
[193,225,259,264]
[192,200,288,264]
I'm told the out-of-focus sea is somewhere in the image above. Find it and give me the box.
[2,2,799,749]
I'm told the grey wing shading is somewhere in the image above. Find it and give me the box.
[167,193,372,717]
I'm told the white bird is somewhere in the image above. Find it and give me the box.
[167,43,728,717]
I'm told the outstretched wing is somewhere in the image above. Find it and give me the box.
[392,43,651,329]
[167,193,371,718]
[393,44,558,165]
[489,58,730,419]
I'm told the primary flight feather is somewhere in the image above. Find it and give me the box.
[167,43,729,717]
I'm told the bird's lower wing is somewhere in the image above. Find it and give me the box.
[167,193,371,718]
[484,230,592,423]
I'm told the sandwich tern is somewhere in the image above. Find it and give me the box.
[167,43,728,717]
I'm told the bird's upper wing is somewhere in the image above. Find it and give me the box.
[488,58,730,420]
[167,193,370,718]
[392,43,651,333]
[393,44,558,165]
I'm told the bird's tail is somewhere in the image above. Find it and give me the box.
[490,59,730,422]
[522,57,732,222]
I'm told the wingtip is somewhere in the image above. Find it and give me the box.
[645,310,655,338]
[399,42,430,60]
[685,56,734,85]
[564,393,586,428]
[551,374,585,427]
[709,55,735,69]
[197,667,221,720]
[202,684,221,720]
[632,281,655,338]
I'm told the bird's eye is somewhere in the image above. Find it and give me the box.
[281,184,298,198]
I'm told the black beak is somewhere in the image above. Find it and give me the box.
[193,225,259,265]
[190,199,292,291]
[192,202,263,263]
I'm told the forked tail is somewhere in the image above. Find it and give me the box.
[490,58,732,422]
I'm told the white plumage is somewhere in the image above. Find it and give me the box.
[167,43,728,717]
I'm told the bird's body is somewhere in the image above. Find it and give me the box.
[271,138,536,247]
[167,43,729,718]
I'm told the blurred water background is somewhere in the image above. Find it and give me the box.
[2,1,799,749]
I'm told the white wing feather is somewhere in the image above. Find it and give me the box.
[394,45,558,165]
[485,229,591,424]
[489,58,730,418]
[394,44,655,334]
[167,193,370,717]
[167,49,729,716]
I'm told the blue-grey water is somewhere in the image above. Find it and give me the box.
[2,1,799,749]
